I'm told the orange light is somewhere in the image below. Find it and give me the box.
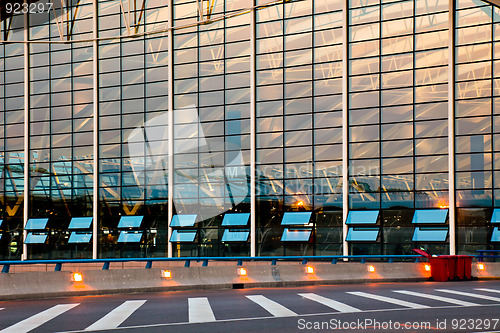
[72,272,83,282]
[368,265,375,273]
[478,263,486,271]
[424,264,431,272]
[306,266,314,274]
[297,201,304,206]
[161,270,172,278]
[237,268,247,276]
[437,200,449,209]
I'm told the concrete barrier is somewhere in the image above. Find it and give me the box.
[0,261,498,301]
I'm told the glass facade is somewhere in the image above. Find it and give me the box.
[1,0,500,260]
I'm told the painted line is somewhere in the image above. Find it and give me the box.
[188,298,216,323]
[1,303,79,333]
[298,293,361,313]
[246,295,297,317]
[347,291,430,309]
[475,288,500,294]
[436,289,500,302]
[85,300,146,331]
[393,290,479,307]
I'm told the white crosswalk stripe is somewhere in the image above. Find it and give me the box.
[188,297,216,323]
[85,300,146,331]
[0,303,79,333]
[298,293,361,313]
[393,290,479,307]
[475,288,500,294]
[246,295,297,317]
[347,291,430,309]
[436,289,500,302]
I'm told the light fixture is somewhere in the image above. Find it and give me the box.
[424,264,431,272]
[368,265,375,273]
[478,263,486,271]
[237,268,247,276]
[72,272,83,282]
[161,270,172,278]
[306,266,314,274]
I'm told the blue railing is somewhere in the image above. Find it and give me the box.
[477,250,500,262]
[0,255,422,273]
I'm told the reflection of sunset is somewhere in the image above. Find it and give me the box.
[437,200,449,209]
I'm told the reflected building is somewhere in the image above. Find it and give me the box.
[0,0,500,260]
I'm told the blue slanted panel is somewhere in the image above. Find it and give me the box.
[170,215,197,227]
[281,228,312,242]
[118,216,143,228]
[25,232,48,244]
[0,219,3,227]
[346,210,379,224]
[221,213,250,226]
[117,231,143,243]
[0,233,2,240]
[412,227,448,242]
[68,217,93,229]
[25,218,49,230]
[221,229,250,242]
[170,229,197,242]
[281,212,312,225]
[412,209,448,224]
[346,228,380,241]
[491,227,500,242]
[491,209,500,224]
[68,232,92,244]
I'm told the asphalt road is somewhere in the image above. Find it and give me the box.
[1,280,499,333]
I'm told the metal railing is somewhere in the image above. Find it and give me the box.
[477,250,500,262]
[0,255,423,273]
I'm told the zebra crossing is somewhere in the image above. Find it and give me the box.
[0,287,499,332]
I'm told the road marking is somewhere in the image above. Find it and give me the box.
[246,295,297,317]
[475,288,500,294]
[0,303,79,333]
[393,290,479,307]
[436,289,500,302]
[188,297,216,323]
[85,300,146,331]
[298,293,361,313]
[347,292,430,309]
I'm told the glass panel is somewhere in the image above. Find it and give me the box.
[221,229,250,242]
[170,229,197,242]
[412,227,448,241]
[170,215,197,227]
[491,209,500,223]
[412,209,448,223]
[117,216,144,228]
[68,232,92,244]
[281,212,312,225]
[492,228,500,242]
[25,218,49,230]
[346,227,380,241]
[281,228,312,241]
[68,217,93,229]
[25,233,48,244]
[346,210,379,224]
[117,231,143,243]
[221,213,250,226]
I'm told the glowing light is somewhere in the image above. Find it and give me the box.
[297,201,304,206]
[424,264,431,272]
[72,272,83,282]
[306,266,314,274]
[368,265,375,273]
[161,270,172,278]
[478,263,485,271]
[237,268,247,276]
[437,200,449,209]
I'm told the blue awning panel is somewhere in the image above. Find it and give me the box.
[118,216,143,228]
[0,219,3,227]
[221,213,250,226]
[68,217,93,229]
[491,209,500,224]
[170,229,197,242]
[25,233,48,244]
[170,215,197,227]
[221,229,250,242]
[0,234,2,240]
[68,232,92,244]
[491,227,500,242]
[412,209,448,224]
[25,218,49,230]
[412,227,448,242]
[281,228,312,242]
[346,210,379,224]
[117,231,143,243]
[281,212,312,225]
[346,228,380,241]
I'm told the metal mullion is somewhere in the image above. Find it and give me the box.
[167,0,174,257]
[92,0,98,259]
[448,0,456,255]
[22,4,29,261]
[342,0,349,257]
[250,0,256,257]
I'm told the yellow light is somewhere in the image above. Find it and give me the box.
[437,200,449,209]
[478,263,486,271]
[72,272,83,282]
[424,264,431,272]
[237,268,247,276]
[297,201,304,206]
[161,270,172,278]
[368,265,375,273]
[306,266,314,274]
